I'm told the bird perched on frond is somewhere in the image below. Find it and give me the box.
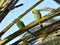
[32,9,43,29]
[16,19,33,34]
[16,19,25,29]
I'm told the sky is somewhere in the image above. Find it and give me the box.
[0,0,60,45]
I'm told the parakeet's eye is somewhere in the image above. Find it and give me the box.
[32,9,38,14]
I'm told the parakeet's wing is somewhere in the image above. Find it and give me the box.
[16,20,25,29]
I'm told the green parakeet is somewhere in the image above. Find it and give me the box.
[16,19,25,29]
[32,9,43,29]
[16,19,33,34]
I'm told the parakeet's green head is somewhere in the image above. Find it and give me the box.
[32,9,38,14]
